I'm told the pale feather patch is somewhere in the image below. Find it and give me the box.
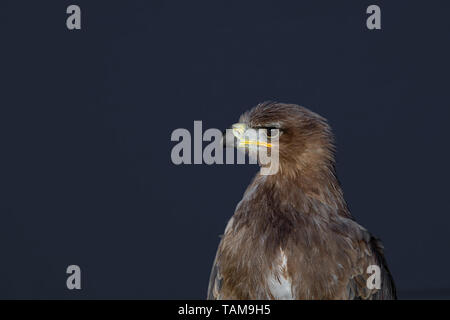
[267,249,293,300]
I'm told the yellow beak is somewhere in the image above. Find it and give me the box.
[231,123,272,148]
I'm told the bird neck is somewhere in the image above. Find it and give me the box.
[254,163,350,218]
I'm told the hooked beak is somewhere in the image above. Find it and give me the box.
[230,123,273,148]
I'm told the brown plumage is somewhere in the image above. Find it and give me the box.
[207,102,396,300]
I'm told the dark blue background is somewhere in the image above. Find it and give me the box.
[0,0,449,299]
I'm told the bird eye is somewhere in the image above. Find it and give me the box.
[263,127,281,139]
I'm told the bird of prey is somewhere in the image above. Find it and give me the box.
[207,102,396,300]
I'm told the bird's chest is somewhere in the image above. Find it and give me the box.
[220,220,345,300]
[265,249,293,299]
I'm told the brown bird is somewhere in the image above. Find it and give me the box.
[207,102,396,300]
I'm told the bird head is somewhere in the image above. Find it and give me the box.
[224,102,335,177]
